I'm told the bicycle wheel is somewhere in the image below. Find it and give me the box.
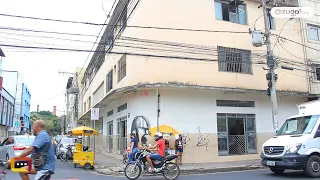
[60,152,68,162]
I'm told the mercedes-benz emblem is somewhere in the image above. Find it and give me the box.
[268,147,273,153]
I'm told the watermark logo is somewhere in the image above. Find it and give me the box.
[270,7,314,18]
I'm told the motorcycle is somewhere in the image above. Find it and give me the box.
[124,147,180,180]
[60,145,75,162]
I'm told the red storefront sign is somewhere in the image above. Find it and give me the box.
[140,91,148,96]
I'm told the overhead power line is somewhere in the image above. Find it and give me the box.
[32,90,65,105]
[0,12,250,34]
[0,43,267,64]
[0,31,98,44]
[0,13,108,26]
[272,34,320,53]
[0,34,268,57]
[0,26,97,37]
[0,25,250,40]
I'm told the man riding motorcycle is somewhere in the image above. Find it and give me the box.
[146,132,165,172]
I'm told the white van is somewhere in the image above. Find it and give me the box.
[261,100,320,178]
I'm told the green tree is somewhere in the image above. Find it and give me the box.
[30,112,40,124]
[30,111,62,136]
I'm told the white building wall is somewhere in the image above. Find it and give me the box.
[160,90,304,134]
[96,88,306,162]
[102,89,305,135]
[103,91,157,135]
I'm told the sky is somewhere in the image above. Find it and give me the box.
[0,0,115,116]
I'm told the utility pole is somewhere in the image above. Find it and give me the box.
[66,91,69,134]
[156,89,160,132]
[59,70,80,132]
[261,0,279,132]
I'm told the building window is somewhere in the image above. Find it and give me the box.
[313,65,320,81]
[88,97,91,109]
[0,99,2,122]
[117,116,127,152]
[92,82,104,105]
[217,100,255,107]
[2,100,7,125]
[84,102,87,112]
[217,113,257,156]
[11,105,14,126]
[215,1,247,25]
[107,70,113,92]
[218,46,252,74]
[107,110,113,117]
[118,55,126,82]
[7,103,10,126]
[308,24,320,41]
[117,103,127,112]
[106,120,114,153]
[0,97,4,124]
[114,8,127,38]
[106,35,114,52]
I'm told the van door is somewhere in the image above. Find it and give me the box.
[301,116,320,155]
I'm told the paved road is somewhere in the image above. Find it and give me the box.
[170,169,312,180]
[4,160,122,180]
[3,161,314,180]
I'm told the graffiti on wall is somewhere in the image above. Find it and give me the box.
[196,126,209,151]
[180,132,191,147]
[129,116,210,151]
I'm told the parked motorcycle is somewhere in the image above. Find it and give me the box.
[124,147,180,180]
[60,145,74,162]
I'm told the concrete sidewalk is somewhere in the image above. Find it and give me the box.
[93,151,264,176]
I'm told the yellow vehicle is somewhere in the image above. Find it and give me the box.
[68,126,98,170]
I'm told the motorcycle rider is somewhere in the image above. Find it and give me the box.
[146,132,165,172]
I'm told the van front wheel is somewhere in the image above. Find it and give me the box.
[270,167,285,174]
[305,155,320,178]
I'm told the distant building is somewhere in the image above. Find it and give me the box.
[2,71,31,135]
[65,67,84,132]
[2,70,19,135]
[1,88,15,136]
[20,83,31,131]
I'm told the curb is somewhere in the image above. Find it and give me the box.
[95,165,266,176]
[180,165,266,175]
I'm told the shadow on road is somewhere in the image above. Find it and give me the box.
[265,170,309,179]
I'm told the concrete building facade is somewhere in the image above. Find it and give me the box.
[78,0,311,163]
[0,88,15,137]
[20,83,31,131]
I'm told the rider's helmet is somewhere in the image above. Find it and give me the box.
[154,132,163,141]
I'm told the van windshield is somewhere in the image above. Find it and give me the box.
[276,115,319,136]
